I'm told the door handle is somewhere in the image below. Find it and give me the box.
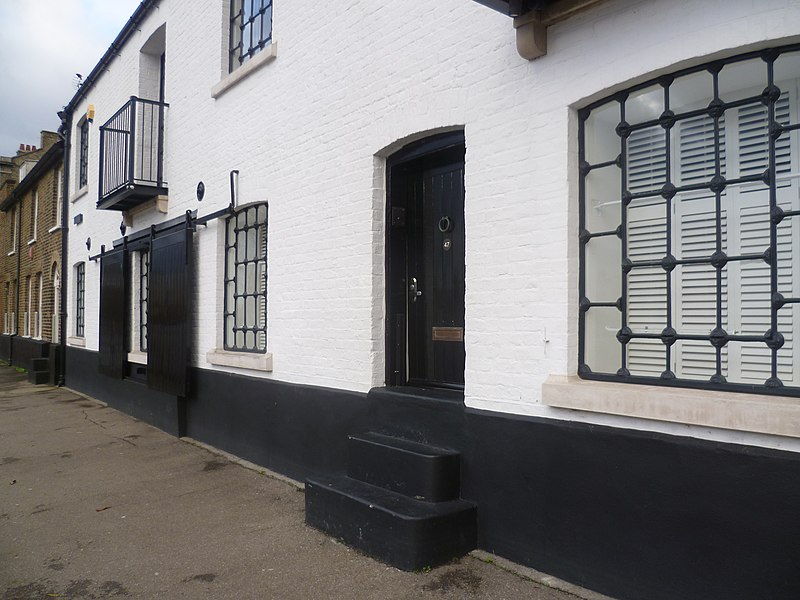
[409,277,422,303]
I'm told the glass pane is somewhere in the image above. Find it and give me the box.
[670,70,714,114]
[226,281,235,311]
[236,263,246,294]
[585,235,621,303]
[627,267,666,334]
[584,306,621,374]
[718,58,766,102]
[627,339,666,377]
[225,315,235,344]
[246,263,256,294]
[675,340,724,381]
[584,165,621,233]
[236,296,245,327]
[584,101,620,164]
[244,331,254,350]
[237,230,247,262]
[626,125,666,195]
[247,227,258,261]
[625,85,664,125]
[246,296,256,327]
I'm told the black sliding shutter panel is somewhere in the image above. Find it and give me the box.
[98,248,128,378]
[147,226,192,396]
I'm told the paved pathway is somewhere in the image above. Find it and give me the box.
[0,366,611,599]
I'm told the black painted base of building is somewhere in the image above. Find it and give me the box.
[0,334,61,384]
[64,346,800,600]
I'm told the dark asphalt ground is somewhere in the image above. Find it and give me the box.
[0,365,613,599]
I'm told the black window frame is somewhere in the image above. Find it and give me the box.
[578,43,800,397]
[78,119,89,189]
[75,262,85,337]
[223,202,268,353]
[229,0,273,72]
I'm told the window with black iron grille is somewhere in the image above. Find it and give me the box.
[75,262,85,337]
[140,250,149,352]
[579,45,800,396]
[78,120,89,189]
[224,203,267,352]
[229,0,273,72]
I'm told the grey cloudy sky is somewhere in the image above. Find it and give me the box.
[0,0,141,156]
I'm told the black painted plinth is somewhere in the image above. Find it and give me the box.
[347,432,460,502]
[306,475,476,571]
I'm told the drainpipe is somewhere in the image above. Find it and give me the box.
[12,191,21,366]
[57,111,71,386]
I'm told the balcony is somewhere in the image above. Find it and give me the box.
[98,96,168,211]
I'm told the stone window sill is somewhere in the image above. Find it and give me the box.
[127,351,147,365]
[206,349,272,372]
[27,238,36,246]
[67,336,85,347]
[48,224,62,234]
[71,187,88,203]
[542,375,800,439]
[211,42,278,99]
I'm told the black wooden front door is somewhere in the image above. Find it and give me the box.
[388,134,465,388]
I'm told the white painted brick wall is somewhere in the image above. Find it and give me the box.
[66,0,800,451]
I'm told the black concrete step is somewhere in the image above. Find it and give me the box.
[28,370,49,385]
[30,357,49,372]
[347,432,460,502]
[305,475,476,571]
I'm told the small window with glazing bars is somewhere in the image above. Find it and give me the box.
[78,120,89,189]
[140,250,149,352]
[229,0,273,72]
[75,262,85,337]
[224,203,267,352]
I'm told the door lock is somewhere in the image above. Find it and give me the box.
[409,277,422,303]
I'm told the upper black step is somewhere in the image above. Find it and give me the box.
[348,432,461,502]
[305,474,476,571]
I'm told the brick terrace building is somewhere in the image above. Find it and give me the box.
[0,131,64,382]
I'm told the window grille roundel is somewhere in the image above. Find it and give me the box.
[578,44,800,396]
[224,203,268,353]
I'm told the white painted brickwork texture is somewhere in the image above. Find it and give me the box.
[67,0,800,447]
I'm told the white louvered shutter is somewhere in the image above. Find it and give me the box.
[729,91,797,384]
[625,128,668,375]
[674,114,728,379]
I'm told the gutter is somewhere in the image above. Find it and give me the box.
[57,114,71,386]
[10,193,21,366]
[63,0,157,116]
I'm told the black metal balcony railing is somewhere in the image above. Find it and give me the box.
[98,96,168,211]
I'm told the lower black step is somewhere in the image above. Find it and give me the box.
[28,370,49,385]
[305,474,476,571]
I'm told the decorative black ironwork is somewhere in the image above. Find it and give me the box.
[79,120,89,188]
[224,203,267,353]
[75,262,85,337]
[98,96,168,206]
[229,0,273,72]
[578,44,800,396]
